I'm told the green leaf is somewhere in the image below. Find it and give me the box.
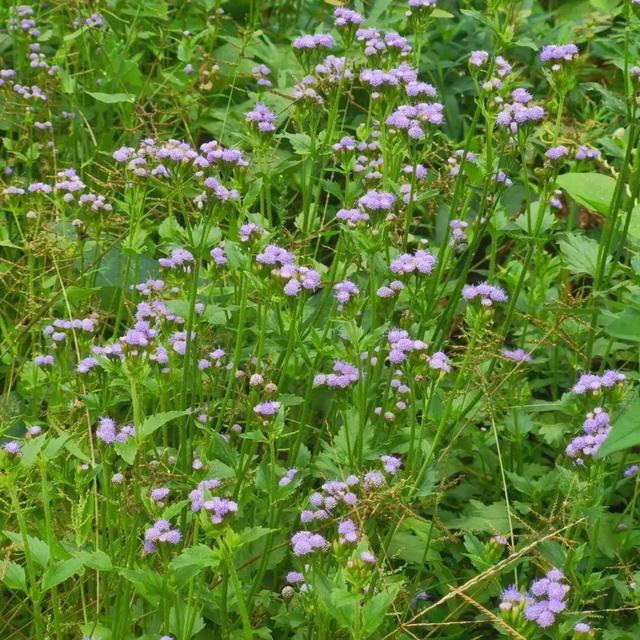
[237,527,275,548]
[42,557,85,591]
[20,434,47,468]
[556,172,616,215]
[626,205,640,240]
[3,562,27,592]
[170,544,218,587]
[362,588,397,636]
[114,438,138,465]
[330,588,359,629]
[595,399,640,458]
[605,308,640,342]
[64,439,91,463]
[140,410,188,438]
[86,91,136,104]
[78,550,113,572]
[4,531,50,568]
[283,132,311,156]
[558,233,608,276]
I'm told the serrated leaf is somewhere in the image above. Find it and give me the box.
[283,132,311,156]
[362,588,397,636]
[4,531,50,568]
[3,562,27,592]
[556,172,616,215]
[42,557,85,591]
[78,550,113,572]
[558,233,609,276]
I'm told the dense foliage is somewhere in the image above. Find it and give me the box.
[2,1,640,638]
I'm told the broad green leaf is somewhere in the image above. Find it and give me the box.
[140,410,188,438]
[77,550,113,572]
[283,132,312,156]
[42,557,85,591]
[86,91,136,104]
[556,172,616,215]
[170,545,218,587]
[330,588,359,629]
[3,562,27,592]
[114,438,137,465]
[605,308,640,342]
[4,531,50,568]
[558,233,609,276]
[626,205,640,240]
[362,588,398,637]
[595,399,640,458]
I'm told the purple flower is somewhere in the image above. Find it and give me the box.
[566,408,611,463]
[361,551,376,564]
[462,282,508,306]
[256,244,294,266]
[291,531,329,555]
[469,50,489,67]
[333,280,359,310]
[3,441,21,455]
[358,190,396,212]
[576,145,600,161]
[246,102,277,133]
[390,249,436,276]
[574,622,591,633]
[338,519,359,543]
[428,351,450,373]
[334,8,364,27]
[381,455,402,475]
[254,401,281,417]
[499,584,526,610]
[210,246,227,265]
[293,34,335,50]
[540,44,579,64]
[572,370,625,395]
[501,348,532,363]
[624,464,639,478]
[336,207,370,226]
[150,487,170,502]
[545,145,569,161]
[522,568,570,629]
[314,361,359,389]
[76,357,99,373]
[143,519,182,553]
[279,468,298,487]
[34,354,55,366]
[287,571,305,584]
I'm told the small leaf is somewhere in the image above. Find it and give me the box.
[86,91,136,104]
[556,172,616,215]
